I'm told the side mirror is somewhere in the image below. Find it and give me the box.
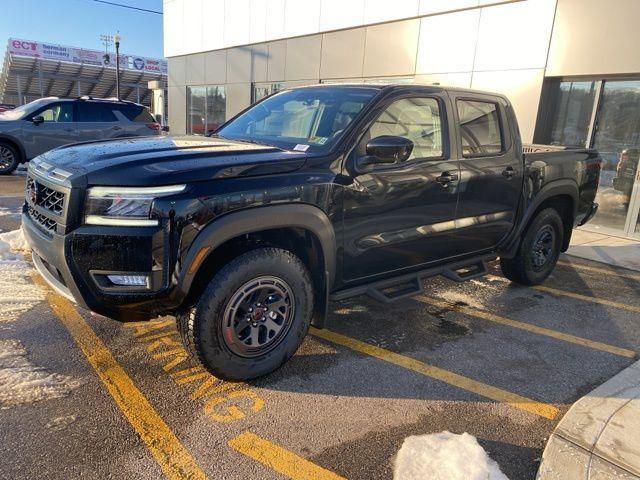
[355,135,414,173]
[32,115,44,125]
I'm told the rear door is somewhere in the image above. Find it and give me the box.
[22,102,77,158]
[76,102,125,142]
[341,91,461,281]
[450,93,523,251]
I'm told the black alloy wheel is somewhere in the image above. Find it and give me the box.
[222,276,295,358]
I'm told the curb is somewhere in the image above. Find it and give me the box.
[537,359,640,479]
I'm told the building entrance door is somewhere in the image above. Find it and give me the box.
[590,80,640,238]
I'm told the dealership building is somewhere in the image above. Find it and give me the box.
[163,0,640,239]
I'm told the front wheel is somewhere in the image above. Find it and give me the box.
[0,142,19,175]
[176,247,314,381]
[500,208,564,285]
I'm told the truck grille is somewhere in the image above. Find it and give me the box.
[26,176,66,215]
[28,205,57,232]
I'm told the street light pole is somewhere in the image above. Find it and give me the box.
[114,32,121,100]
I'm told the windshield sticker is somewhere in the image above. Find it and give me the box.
[313,137,328,145]
[293,144,310,152]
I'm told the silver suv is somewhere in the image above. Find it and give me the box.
[0,96,159,174]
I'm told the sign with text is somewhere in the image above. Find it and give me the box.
[8,38,167,74]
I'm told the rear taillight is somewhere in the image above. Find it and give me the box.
[146,122,161,131]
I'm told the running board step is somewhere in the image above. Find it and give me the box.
[442,259,489,282]
[366,277,424,304]
[330,255,495,303]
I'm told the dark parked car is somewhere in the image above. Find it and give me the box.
[23,84,601,380]
[0,96,159,174]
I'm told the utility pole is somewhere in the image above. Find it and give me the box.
[114,32,121,100]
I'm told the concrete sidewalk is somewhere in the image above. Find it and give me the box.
[567,228,640,272]
[537,359,640,479]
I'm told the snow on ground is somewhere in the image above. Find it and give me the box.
[0,228,44,323]
[394,431,509,480]
[0,228,81,406]
[436,289,486,309]
[0,227,30,254]
[0,207,19,217]
[0,339,82,408]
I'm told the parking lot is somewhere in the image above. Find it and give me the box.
[1,173,639,480]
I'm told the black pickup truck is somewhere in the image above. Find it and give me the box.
[23,84,601,380]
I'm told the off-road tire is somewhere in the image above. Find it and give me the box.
[0,142,19,175]
[500,208,564,285]
[176,247,314,381]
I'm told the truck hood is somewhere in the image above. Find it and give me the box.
[31,135,307,187]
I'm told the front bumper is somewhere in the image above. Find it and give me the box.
[23,209,181,321]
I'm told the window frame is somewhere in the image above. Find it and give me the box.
[356,93,450,169]
[76,101,119,123]
[27,101,76,123]
[186,84,227,136]
[456,97,506,159]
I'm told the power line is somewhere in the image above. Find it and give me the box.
[90,0,162,15]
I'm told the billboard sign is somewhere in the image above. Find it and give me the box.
[7,38,167,74]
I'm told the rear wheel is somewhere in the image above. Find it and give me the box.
[176,247,314,380]
[0,142,19,175]
[500,208,564,285]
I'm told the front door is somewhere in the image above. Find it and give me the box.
[451,95,522,252]
[22,102,77,158]
[341,94,461,282]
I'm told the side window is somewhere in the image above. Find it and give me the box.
[457,100,503,157]
[37,103,73,123]
[368,97,443,161]
[116,104,155,123]
[77,103,118,122]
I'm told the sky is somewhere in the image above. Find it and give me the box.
[0,0,164,63]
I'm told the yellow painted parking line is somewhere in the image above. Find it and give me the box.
[310,327,558,419]
[557,259,640,282]
[533,285,640,314]
[44,289,208,480]
[229,431,346,480]
[417,295,636,359]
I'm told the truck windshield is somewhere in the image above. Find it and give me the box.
[215,86,379,152]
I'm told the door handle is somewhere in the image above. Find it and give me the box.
[502,166,516,178]
[112,125,123,130]
[436,172,459,185]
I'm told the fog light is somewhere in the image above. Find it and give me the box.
[107,274,148,287]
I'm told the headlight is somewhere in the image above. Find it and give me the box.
[84,185,186,226]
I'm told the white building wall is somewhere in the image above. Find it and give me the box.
[163,0,522,57]
[167,0,558,140]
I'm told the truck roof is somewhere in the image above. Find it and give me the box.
[290,82,510,103]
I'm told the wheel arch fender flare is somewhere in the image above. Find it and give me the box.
[501,179,579,257]
[178,203,337,301]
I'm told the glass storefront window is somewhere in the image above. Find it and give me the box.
[547,81,597,147]
[187,85,226,135]
[591,80,640,231]
[536,78,640,237]
[253,82,283,103]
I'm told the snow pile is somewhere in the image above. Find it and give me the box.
[0,228,44,322]
[0,228,30,256]
[0,339,82,407]
[394,432,509,480]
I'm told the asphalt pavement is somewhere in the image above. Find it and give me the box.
[1,176,639,480]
